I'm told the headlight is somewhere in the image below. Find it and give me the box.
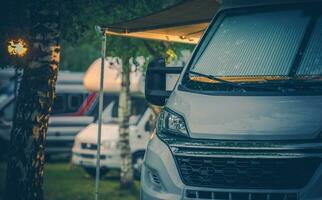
[102,141,118,150]
[157,108,189,137]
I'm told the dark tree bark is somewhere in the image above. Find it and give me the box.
[5,1,60,200]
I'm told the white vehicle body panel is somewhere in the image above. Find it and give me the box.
[167,91,322,140]
[72,108,152,169]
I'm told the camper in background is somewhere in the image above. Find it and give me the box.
[0,71,98,158]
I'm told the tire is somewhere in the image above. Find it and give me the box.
[132,151,145,180]
[83,167,108,178]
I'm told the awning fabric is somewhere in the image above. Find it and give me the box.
[103,0,220,44]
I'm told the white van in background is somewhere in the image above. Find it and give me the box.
[72,95,152,179]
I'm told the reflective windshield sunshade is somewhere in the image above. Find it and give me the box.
[297,17,322,76]
[191,9,311,77]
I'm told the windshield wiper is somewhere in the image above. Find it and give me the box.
[188,71,277,92]
[188,71,241,87]
[299,76,322,82]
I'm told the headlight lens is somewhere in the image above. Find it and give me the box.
[102,141,118,150]
[157,109,189,137]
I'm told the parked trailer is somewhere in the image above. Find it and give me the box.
[0,71,98,157]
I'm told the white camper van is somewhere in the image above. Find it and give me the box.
[72,56,150,178]
[141,1,322,200]
[72,95,152,179]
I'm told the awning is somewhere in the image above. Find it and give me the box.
[103,0,220,44]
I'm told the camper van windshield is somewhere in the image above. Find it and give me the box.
[186,5,322,93]
[101,97,147,125]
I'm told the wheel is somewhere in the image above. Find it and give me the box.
[132,151,145,180]
[83,167,108,178]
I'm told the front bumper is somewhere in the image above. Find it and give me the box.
[141,135,322,200]
[72,147,121,169]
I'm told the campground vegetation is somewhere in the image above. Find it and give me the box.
[0,161,140,200]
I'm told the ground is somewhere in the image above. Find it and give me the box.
[0,160,140,200]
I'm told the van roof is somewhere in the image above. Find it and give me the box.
[56,84,88,93]
[221,0,322,10]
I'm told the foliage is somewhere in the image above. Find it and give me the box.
[0,0,194,71]
[0,162,140,200]
[0,0,29,68]
[59,0,194,72]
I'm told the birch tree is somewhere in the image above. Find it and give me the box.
[5,0,60,199]
[118,56,133,188]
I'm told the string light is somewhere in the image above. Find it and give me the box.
[7,39,28,57]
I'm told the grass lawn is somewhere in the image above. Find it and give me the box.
[0,161,140,200]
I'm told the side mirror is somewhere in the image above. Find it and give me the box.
[145,58,183,106]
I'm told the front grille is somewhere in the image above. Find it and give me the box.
[81,143,97,150]
[176,156,320,189]
[185,190,298,200]
[79,153,106,159]
[80,154,95,159]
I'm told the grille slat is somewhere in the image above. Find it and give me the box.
[185,190,298,200]
[176,156,319,189]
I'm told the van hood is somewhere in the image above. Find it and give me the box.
[167,90,322,140]
[77,123,120,143]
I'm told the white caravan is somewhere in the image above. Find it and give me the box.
[0,71,97,157]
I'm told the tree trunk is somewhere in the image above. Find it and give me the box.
[5,1,60,200]
[118,61,134,189]
[148,104,161,134]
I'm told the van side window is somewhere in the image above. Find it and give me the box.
[111,100,119,118]
[2,102,14,121]
[144,120,153,132]
[68,94,83,112]
[131,97,147,116]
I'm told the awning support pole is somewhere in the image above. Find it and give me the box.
[95,29,107,200]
